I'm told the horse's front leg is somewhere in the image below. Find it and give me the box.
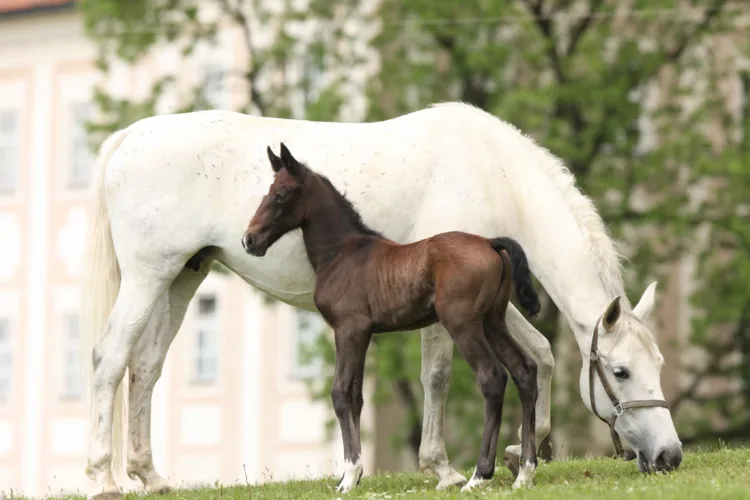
[331,319,372,494]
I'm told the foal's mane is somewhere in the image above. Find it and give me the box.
[308,166,386,239]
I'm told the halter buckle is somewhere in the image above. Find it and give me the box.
[613,402,624,417]
[590,351,599,362]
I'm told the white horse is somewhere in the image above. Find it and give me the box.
[82,102,683,499]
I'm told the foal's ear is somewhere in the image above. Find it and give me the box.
[279,142,300,176]
[267,146,283,173]
[602,295,622,332]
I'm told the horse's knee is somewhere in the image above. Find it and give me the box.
[126,451,153,477]
[515,370,538,401]
[478,368,507,404]
[331,386,351,418]
[420,354,452,395]
[525,356,539,383]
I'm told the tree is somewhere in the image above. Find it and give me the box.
[81,0,750,470]
[343,0,748,463]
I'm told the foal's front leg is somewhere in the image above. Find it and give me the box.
[330,319,373,493]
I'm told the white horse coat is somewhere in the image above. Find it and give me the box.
[83,102,681,499]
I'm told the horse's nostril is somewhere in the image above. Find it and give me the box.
[242,234,253,251]
[655,446,683,471]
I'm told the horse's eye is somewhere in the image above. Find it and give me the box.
[613,367,630,380]
[275,191,288,203]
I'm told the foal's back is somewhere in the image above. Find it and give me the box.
[319,231,507,333]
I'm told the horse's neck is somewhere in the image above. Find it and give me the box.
[511,205,627,356]
[301,202,365,272]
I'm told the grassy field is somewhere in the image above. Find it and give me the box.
[27,447,750,499]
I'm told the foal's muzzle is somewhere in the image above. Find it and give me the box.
[242,232,267,256]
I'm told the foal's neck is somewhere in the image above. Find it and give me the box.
[301,188,381,272]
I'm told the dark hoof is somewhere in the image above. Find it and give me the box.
[504,451,520,478]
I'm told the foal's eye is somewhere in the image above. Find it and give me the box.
[613,367,630,380]
[275,190,288,203]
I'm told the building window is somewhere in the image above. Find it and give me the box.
[0,109,19,194]
[197,62,228,111]
[68,102,94,189]
[61,313,84,401]
[192,294,219,385]
[0,319,11,404]
[291,309,326,380]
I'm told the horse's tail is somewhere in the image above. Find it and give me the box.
[82,127,130,478]
[490,237,541,317]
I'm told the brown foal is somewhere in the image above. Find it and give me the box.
[242,143,542,493]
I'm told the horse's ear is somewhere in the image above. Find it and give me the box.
[279,142,299,176]
[633,281,657,321]
[267,146,283,173]
[602,295,622,332]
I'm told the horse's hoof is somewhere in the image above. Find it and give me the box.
[146,480,172,494]
[429,468,466,490]
[89,490,124,500]
[504,450,520,478]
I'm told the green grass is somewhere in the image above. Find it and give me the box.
[32,447,750,499]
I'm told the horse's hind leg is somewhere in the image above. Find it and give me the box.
[484,318,539,489]
[87,270,178,500]
[125,262,211,493]
[419,323,467,489]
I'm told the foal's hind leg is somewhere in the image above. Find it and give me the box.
[86,272,177,500]
[126,263,211,493]
[436,312,508,493]
[484,320,539,489]
[501,306,553,478]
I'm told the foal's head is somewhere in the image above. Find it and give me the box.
[242,143,313,256]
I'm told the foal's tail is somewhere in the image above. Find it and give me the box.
[82,127,130,477]
[490,237,541,317]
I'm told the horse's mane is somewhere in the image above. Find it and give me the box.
[313,172,386,239]
[430,102,628,302]
[428,102,663,355]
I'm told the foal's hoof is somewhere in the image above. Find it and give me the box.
[460,474,489,492]
[504,450,521,478]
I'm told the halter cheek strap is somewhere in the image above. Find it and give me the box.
[588,315,671,460]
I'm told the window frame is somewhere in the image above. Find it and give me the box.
[67,101,94,189]
[191,294,220,385]
[0,318,12,405]
[0,108,20,195]
[60,312,84,401]
[290,309,326,380]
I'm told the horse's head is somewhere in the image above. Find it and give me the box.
[579,283,683,473]
[243,143,310,257]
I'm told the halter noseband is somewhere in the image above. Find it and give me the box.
[588,314,670,460]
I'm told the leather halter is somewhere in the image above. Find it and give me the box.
[588,314,670,460]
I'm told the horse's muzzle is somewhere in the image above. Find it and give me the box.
[653,445,683,472]
[242,233,267,256]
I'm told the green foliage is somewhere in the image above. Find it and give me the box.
[81,0,750,468]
